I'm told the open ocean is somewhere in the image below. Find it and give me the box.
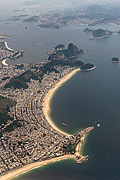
[1,1,120,179]
[13,23,120,180]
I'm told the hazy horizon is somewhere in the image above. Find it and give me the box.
[0,0,120,21]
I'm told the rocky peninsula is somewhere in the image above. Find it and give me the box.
[111,57,120,62]
[47,43,84,61]
[0,44,95,180]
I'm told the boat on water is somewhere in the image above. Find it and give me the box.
[62,122,68,126]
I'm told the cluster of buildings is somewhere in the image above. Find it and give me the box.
[37,14,98,28]
[0,63,93,176]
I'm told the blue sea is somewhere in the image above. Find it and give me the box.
[1,1,120,179]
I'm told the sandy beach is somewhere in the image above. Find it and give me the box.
[2,59,8,66]
[0,68,80,180]
[4,41,14,52]
[0,155,75,180]
[42,68,80,136]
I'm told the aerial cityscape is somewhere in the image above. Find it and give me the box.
[0,40,95,179]
[1,0,120,180]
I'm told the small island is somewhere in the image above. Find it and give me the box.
[38,23,61,29]
[112,57,119,62]
[48,43,84,61]
[0,33,15,39]
[81,63,96,71]
[84,28,113,40]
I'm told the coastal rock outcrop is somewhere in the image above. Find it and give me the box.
[81,63,96,71]
[83,28,93,33]
[68,43,81,53]
[48,43,84,61]
[48,52,65,61]
[112,57,119,62]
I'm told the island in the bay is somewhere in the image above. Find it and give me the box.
[84,28,113,39]
[0,43,95,180]
[111,57,120,62]
[47,43,95,71]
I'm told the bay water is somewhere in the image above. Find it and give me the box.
[1,5,120,179]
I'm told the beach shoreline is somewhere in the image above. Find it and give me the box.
[42,68,80,136]
[2,59,8,66]
[0,155,75,180]
[0,68,80,180]
[4,41,14,52]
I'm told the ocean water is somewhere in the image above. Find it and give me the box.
[14,24,120,180]
[1,2,120,179]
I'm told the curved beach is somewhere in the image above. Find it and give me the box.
[0,155,75,180]
[0,68,80,180]
[42,68,80,136]
[4,41,14,52]
[2,59,8,66]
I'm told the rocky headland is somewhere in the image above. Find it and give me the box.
[81,63,96,71]
[48,43,84,61]
[111,57,120,62]
[0,43,95,179]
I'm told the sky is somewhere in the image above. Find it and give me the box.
[0,0,120,5]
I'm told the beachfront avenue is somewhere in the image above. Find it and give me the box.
[0,63,94,179]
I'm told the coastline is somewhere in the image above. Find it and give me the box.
[42,68,80,136]
[80,133,89,155]
[89,35,109,40]
[0,155,75,180]
[81,66,96,72]
[4,41,14,52]
[2,59,8,66]
[0,68,80,180]
[0,41,25,66]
